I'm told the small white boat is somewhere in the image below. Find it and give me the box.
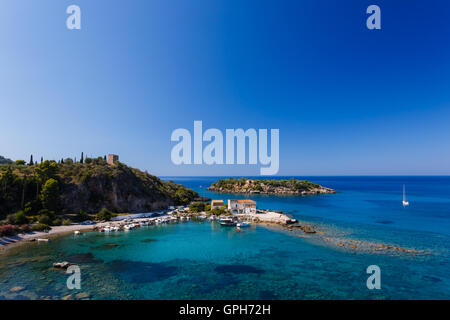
[220,218,237,226]
[402,184,409,206]
[237,222,251,228]
[74,230,81,235]
[37,238,49,242]
[169,217,178,223]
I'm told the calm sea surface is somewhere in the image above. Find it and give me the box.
[1,176,449,299]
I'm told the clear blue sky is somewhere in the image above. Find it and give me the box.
[1,0,449,176]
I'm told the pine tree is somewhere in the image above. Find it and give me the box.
[29,155,34,166]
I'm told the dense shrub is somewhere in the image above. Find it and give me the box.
[96,208,115,221]
[6,214,16,225]
[14,211,28,225]
[0,225,18,237]
[31,223,50,232]
[189,202,206,213]
[210,207,228,216]
[19,224,31,233]
[62,219,72,226]
[40,178,59,211]
[52,218,62,226]
[76,210,90,222]
[38,214,52,225]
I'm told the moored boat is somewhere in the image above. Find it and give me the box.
[237,222,251,228]
[219,218,237,226]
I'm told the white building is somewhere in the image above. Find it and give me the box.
[228,199,257,214]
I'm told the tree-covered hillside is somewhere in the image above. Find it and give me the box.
[0,156,198,226]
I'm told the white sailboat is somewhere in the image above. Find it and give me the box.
[402,184,409,206]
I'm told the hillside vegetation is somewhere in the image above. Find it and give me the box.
[0,156,198,228]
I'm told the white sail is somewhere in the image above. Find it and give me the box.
[402,184,409,206]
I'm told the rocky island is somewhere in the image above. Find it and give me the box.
[207,178,335,195]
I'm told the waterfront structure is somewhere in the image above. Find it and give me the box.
[211,200,224,209]
[228,199,257,214]
[108,154,119,165]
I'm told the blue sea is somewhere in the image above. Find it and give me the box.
[1,176,449,300]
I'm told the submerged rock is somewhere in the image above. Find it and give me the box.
[65,252,101,264]
[53,262,72,269]
[110,260,178,283]
[215,264,265,274]
[141,238,157,243]
[300,225,316,234]
[92,243,119,250]
[75,292,90,299]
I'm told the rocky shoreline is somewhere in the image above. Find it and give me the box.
[265,220,430,256]
[207,178,335,195]
[227,209,429,256]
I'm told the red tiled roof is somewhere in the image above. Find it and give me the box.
[236,200,256,204]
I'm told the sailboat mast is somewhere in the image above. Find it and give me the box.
[403,184,406,202]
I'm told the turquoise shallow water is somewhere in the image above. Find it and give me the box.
[1,176,450,299]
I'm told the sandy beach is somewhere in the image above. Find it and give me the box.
[0,224,96,252]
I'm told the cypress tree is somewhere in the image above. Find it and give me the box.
[29,155,34,166]
[80,152,84,164]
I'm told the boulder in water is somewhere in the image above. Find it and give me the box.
[53,261,72,269]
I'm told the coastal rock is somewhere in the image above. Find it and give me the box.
[300,225,316,234]
[286,223,317,234]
